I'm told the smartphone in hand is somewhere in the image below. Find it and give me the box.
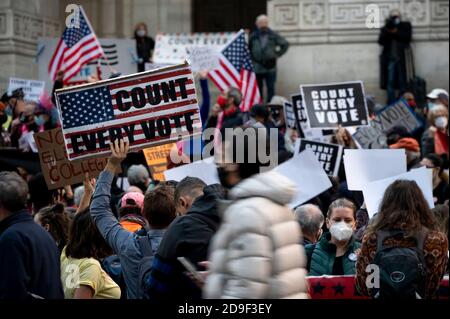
[177,257,205,285]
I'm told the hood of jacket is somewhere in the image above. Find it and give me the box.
[186,184,225,227]
[228,171,295,205]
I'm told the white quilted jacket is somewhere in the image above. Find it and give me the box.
[204,171,309,299]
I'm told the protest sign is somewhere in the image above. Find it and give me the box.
[362,167,434,217]
[351,99,422,149]
[371,98,423,134]
[143,143,175,181]
[343,149,406,191]
[283,101,297,129]
[164,157,219,185]
[55,63,202,161]
[8,77,45,102]
[186,46,220,72]
[291,93,334,143]
[300,81,369,129]
[38,38,137,89]
[296,139,343,176]
[275,149,332,208]
[33,128,108,190]
[153,33,235,65]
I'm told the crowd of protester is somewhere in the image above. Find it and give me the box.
[0,14,449,301]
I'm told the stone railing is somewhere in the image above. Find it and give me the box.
[268,0,449,44]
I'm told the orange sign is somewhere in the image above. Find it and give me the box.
[143,143,175,181]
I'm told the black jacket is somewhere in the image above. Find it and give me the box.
[0,210,64,299]
[146,184,224,300]
[378,21,412,90]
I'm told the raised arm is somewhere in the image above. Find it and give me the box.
[90,140,133,254]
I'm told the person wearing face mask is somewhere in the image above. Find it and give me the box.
[421,104,448,158]
[249,15,289,102]
[204,127,308,299]
[204,87,245,137]
[134,22,155,73]
[378,10,412,104]
[356,180,448,299]
[420,154,449,205]
[305,198,361,276]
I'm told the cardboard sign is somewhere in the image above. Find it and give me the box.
[343,149,407,191]
[275,149,332,208]
[37,38,137,90]
[164,157,219,185]
[8,77,45,102]
[33,128,108,190]
[153,33,235,65]
[291,93,334,143]
[352,99,422,149]
[143,143,175,181]
[300,81,369,129]
[55,63,202,161]
[296,139,343,176]
[186,46,221,72]
[362,167,434,217]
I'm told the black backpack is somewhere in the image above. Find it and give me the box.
[371,229,427,299]
[136,233,154,299]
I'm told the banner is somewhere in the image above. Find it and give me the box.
[8,77,45,102]
[300,81,369,129]
[351,99,422,149]
[55,63,202,161]
[307,276,449,299]
[296,139,343,177]
[143,143,175,181]
[37,38,137,90]
[33,128,108,190]
[291,93,334,143]
[153,33,235,65]
[275,149,332,208]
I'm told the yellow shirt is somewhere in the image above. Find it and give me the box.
[60,248,121,299]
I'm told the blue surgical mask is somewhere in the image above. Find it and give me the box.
[5,106,12,117]
[428,102,439,110]
[34,115,46,126]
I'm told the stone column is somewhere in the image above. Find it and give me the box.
[0,0,60,91]
[267,0,449,101]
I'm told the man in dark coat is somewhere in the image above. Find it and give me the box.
[145,183,225,300]
[0,172,64,299]
[378,10,412,104]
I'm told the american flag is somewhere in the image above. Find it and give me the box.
[48,6,104,84]
[56,64,202,160]
[209,30,261,112]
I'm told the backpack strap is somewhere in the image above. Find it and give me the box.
[137,235,153,258]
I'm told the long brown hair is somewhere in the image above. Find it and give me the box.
[366,180,436,237]
[65,209,112,260]
[37,203,71,252]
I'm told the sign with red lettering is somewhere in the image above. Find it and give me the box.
[54,62,202,161]
[33,128,108,189]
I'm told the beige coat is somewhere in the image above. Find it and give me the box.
[204,171,309,299]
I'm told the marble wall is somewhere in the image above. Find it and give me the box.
[268,0,449,102]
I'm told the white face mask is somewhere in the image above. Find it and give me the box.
[136,29,146,37]
[329,221,353,242]
[435,116,448,129]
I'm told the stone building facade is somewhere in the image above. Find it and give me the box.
[0,0,448,101]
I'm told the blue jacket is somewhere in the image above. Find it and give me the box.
[0,210,64,299]
[90,170,166,299]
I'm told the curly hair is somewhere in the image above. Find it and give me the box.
[36,203,71,251]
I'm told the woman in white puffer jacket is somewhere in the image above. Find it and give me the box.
[204,170,309,299]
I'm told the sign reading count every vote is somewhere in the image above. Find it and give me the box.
[55,63,202,161]
[300,81,369,129]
